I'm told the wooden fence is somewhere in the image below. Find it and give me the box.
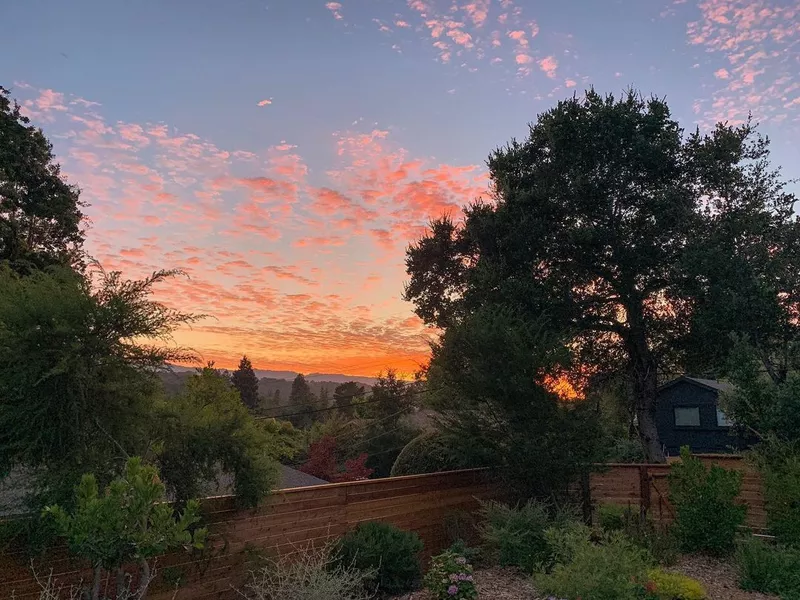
[589,455,767,530]
[2,469,495,600]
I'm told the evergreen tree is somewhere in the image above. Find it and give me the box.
[231,355,259,410]
[289,374,317,428]
[333,381,364,418]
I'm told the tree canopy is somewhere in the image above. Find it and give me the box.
[405,90,799,461]
[0,86,85,274]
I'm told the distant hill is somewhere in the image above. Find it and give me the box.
[158,367,374,413]
[164,364,377,386]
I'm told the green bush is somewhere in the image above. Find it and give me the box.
[597,503,628,532]
[596,503,678,566]
[668,447,747,555]
[647,569,707,600]
[535,531,653,600]
[736,536,800,598]
[479,499,575,571]
[336,521,423,594]
[762,453,800,547]
[390,432,463,476]
[424,549,477,600]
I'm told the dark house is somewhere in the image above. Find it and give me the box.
[655,376,749,456]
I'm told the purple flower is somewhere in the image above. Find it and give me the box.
[449,573,459,582]
[447,584,459,595]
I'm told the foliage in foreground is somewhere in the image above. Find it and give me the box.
[758,448,800,547]
[668,447,746,556]
[736,536,800,599]
[596,503,679,566]
[336,521,423,594]
[646,570,707,600]
[43,458,207,600]
[479,499,576,572]
[239,541,376,600]
[424,549,477,600]
[534,530,653,600]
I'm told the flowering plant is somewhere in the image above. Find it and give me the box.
[424,550,477,599]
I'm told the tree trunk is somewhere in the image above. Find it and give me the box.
[623,308,666,463]
[138,558,152,599]
[629,344,665,463]
[91,565,102,600]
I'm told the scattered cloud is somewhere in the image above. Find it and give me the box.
[539,56,558,78]
[257,98,273,106]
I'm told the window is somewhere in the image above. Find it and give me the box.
[674,406,700,427]
[716,407,733,427]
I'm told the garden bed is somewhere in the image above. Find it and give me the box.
[391,558,779,600]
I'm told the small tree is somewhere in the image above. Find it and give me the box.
[299,436,373,482]
[668,447,746,555]
[43,457,207,600]
[231,355,260,410]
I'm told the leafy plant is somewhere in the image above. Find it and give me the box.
[299,436,373,482]
[597,503,628,532]
[596,503,678,566]
[535,531,653,600]
[668,447,746,555]
[43,457,207,600]
[240,541,376,600]
[647,569,707,600]
[736,536,800,598]
[761,452,800,547]
[424,549,477,600]
[479,499,574,572]
[336,521,423,594]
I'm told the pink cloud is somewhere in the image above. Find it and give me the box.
[714,68,730,79]
[325,1,343,20]
[257,98,273,106]
[539,55,558,78]
[565,79,577,88]
[515,53,533,64]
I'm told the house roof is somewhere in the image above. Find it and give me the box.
[278,465,328,489]
[658,376,734,394]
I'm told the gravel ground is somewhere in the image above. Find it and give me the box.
[391,556,779,600]
[667,555,779,600]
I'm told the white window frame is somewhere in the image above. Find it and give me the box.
[674,406,701,427]
[716,407,733,427]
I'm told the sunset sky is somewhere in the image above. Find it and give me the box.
[2,0,799,377]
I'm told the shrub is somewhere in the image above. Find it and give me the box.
[390,432,463,476]
[668,447,746,555]
[43,457,207,600]
[424,550,477,600]
[736,536,800,598]
[240,541,376,600]
[762,453,800,547]
[535,531,653,600]
[336,521,423,594]
[647,569,707,600]
[479,499,574,571]
[597,503,628,532]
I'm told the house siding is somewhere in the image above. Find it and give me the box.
[655,380,746,456]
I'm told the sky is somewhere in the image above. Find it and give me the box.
[1,0,799,378]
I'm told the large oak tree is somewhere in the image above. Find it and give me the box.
[405,90,798,461]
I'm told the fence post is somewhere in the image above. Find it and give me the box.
[581,470,592,526]
[639,465,651,522]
